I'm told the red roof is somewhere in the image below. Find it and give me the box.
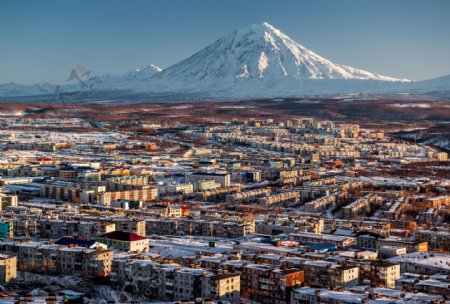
[38,157,52,161]
[98,230,147,242]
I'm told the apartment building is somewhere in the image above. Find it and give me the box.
[353,261,400,288]
[412,195,450,209]
[357,233,381,250]
[201,272,241,304]
[111,260,240,304]
[421,208,437,224]
[11,218,38,237]
[58,246,113,278]
[113,218,146,236]
[383,198,407,220]
[289,232,355,249]
[173,268,206,301]
[300,261,359,288]
[186,172,231,188]
[258,191,300,206]
[38,219,116,240]
[435,152,448,161]
[226,188,272,204]
[177,218,255,238]
[377,238,428,253]
[256,218,324,235]
[304,194,337,213]
[2,242,112,279]
[414,275,450,299]
[291,287,366,304]
[388,252,450,275]
[230,170,261,183]
[151,204,183,217]
[193,180,221,192]
[40,180,105,203]
[110,199,143,210]
[378,246,407,259]
[165,182,194,195]
[414,230,450,252]
[146,218,178,235]
[195,186,240,202]
[101,188,158,205]
[0,254,16,284]
[342,194,378,219]
[106,175,149,191]
[241,263,304,304]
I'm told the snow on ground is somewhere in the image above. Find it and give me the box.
[390,103,431,108]
[149,236,234,258]
[0,111,25,116]
[170,105,192,109]
[220,105,255,109]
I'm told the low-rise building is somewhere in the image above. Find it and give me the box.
[96,231,149,252]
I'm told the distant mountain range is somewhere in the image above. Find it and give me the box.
[1,22,449,101]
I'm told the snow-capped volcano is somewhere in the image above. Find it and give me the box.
[153,22,409,89]
[4,22,447,100]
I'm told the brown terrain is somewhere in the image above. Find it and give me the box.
[0,97,449,149]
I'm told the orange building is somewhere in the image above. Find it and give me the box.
[146,143,157,151]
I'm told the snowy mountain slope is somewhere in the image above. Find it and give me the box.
[151,22,409,92]
[139,22,413,98]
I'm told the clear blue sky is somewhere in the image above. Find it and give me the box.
[1,0,450,84]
